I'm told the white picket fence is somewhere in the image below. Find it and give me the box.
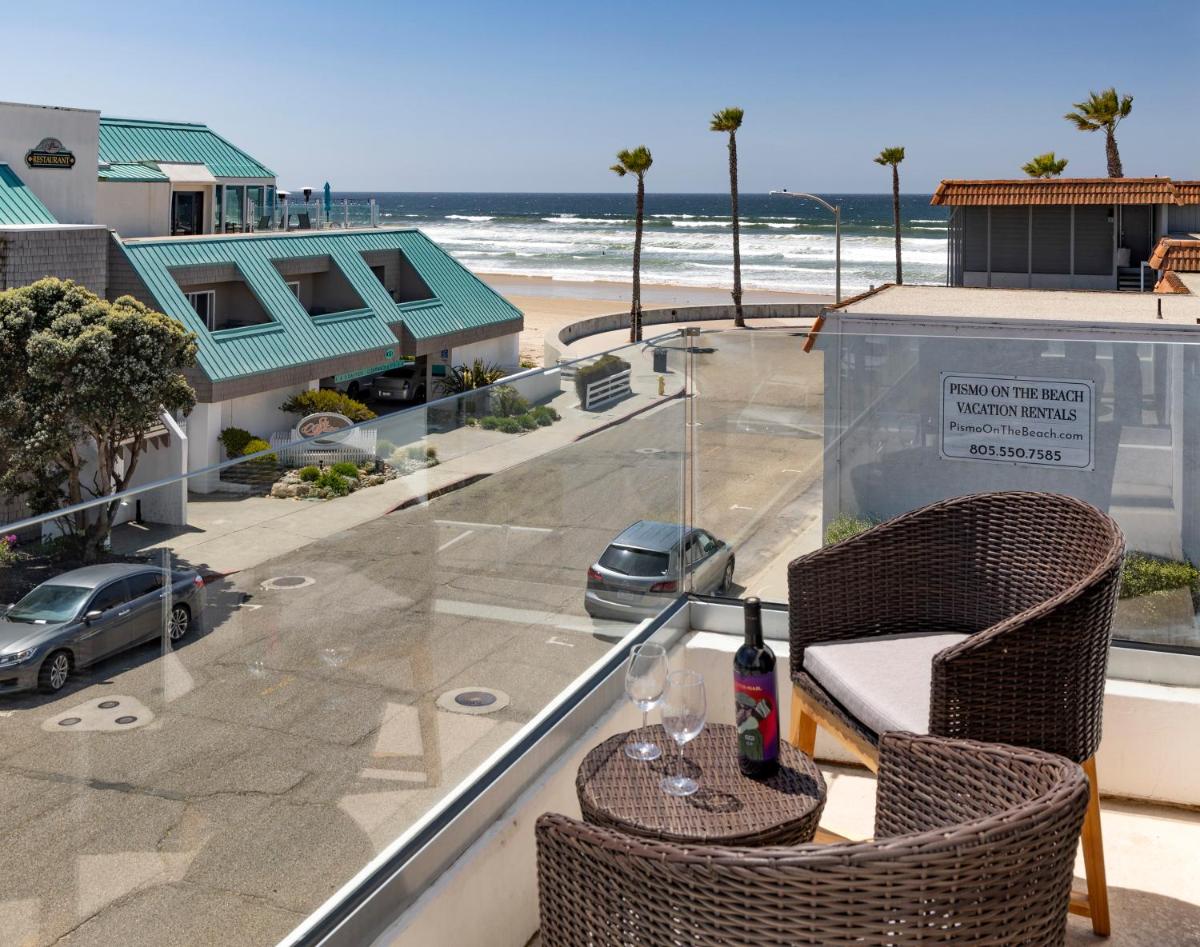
[269,428,378,467]
[584,369,632,410]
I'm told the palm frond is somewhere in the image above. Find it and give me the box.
[1022,152,1069,178]
[611,145,653,176]
[1065,87,1133,131]
[709,107,745,132]
[874,146,905,166]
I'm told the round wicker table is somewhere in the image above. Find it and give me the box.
[576,723,826,846]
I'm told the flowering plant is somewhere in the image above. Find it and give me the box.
[0,535,18,566]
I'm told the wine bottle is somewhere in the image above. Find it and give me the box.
[733,597,779,778]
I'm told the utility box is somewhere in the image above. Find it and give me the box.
[652,348,668,373]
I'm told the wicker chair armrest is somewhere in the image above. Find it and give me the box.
[928,552,1122,760]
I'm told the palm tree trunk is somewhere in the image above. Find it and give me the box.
[1105,129,1123,178]
[631,174,644,343]
[728,133,744,327]
[892,165,903,285]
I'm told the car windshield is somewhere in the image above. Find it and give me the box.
[599,545,671,577]
[8,584,91,623]
[382,366,414,379]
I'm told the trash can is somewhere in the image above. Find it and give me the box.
[652,348,668,373]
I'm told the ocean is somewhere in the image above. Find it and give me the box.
[329,192,949,296]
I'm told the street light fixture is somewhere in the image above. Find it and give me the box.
[770,189,841,304]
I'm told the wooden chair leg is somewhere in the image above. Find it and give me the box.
[1080,757,1111,937]
[788,687,817,756]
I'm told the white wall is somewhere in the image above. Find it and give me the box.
[0,101,98,224]
[222,380,317,442]
[96,180,170,238]
[451,332,520,373]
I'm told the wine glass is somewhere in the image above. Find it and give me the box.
[660,669,706,797]
[624,643,668,760]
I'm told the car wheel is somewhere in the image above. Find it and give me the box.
[348,382,361,397]
[719,559,735,595]
[168,604,191,641]
[38,650,72,693]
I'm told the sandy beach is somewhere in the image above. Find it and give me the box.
[478,273,831,365]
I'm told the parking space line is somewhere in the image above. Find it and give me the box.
[435,519,553,535]
[437,529,474,552]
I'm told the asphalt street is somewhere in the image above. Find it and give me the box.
[0,329,824,947]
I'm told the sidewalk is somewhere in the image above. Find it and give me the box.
[113,354,684,576]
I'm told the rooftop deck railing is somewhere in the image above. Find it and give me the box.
[0,324,1195,946]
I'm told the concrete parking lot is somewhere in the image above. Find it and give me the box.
[0,329,824,947]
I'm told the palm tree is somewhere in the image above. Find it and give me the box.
[1022,152,1069,178]
[610,146,654,343]
[1064,88,1133,178]
[710,107,745,327]
[874,146,905,285]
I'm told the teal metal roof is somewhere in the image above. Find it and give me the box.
[98,162,169,182]
[0,163,58,225]
[117,229,522,384]
[99,117,274,180]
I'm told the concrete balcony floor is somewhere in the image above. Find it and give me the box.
[528,762,1200,946]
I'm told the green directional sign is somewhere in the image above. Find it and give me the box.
[335,351,411,383]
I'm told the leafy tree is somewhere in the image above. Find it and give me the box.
[1023,152,1069,178]
[1064,88,1133,178]
[280,388,376,421]
[710,107,746,327]
[0,278,196,560]
[437,359,505,396]
[874,146,906,285]
[610,146,654,343]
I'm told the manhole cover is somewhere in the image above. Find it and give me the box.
[98,700,120,709]
[437,686,510,715]
[260,575,316,591]
[58,717,81,727]
[115,716,138,725]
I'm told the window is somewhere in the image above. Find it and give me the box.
[127,572,164,598]
[186,290,216,331]
[89,580,131,614]
[598,546,670,577]
[699,532,719,556]
[286,281,301,300]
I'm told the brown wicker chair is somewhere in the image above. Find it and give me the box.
[537,733,1089,946]
[787,491,1124,936]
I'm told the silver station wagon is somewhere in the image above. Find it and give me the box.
[0,563,205,694]
[584,521,735,622]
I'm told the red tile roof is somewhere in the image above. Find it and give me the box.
[1149,238,1200,271]
[931,178,1180,206]
[1154,271,1191,295]
[1174,181,1200,205]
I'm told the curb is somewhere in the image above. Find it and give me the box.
[388,473,492,513]
[574,389,686,442]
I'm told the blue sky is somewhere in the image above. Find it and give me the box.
[6,0,1198,192]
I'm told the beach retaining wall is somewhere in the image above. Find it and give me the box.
[546,302,825,364]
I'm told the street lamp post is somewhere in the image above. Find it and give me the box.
[770,189,841,304]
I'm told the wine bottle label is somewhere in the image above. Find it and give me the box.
[734,672,778,763]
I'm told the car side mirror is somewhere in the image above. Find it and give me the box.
[84,609,103,623]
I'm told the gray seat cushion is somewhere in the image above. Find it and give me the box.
[802,632,970,737]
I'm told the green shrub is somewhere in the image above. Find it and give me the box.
[574,354,631,403]
[492,385,530,418]
[824,513,877,546]
[376,439,396,457]
[534,411,553,427]
[1120,553,1200,599]
[331,461,360,479]
[425,446,438,461]
[298,466,321,482]
[496,416,522,434]
[240,438,277,468]
[532,405,558,426]
[281,389,376,422]
[480,416,499,430]
[219,427,254,459]
[517,412,539,430]
[315,470,350,496]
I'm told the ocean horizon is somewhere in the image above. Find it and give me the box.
[325,192,948,296]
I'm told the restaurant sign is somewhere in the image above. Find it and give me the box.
[297,412,354,446]
[24,138,76,169]
[940,372,1094,470]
